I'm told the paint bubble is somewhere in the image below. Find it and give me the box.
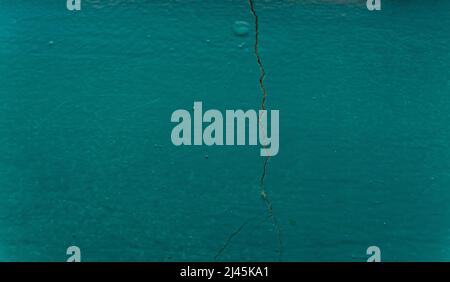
[233,21,250,36]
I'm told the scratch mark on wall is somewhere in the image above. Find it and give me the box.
[214,216,255,261]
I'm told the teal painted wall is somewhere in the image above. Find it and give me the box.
[1,0,450,261]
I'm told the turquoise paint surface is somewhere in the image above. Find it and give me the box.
[1,0,450,261]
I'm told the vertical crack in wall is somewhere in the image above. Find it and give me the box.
[249,0,283,261]
[214,0,283,261]
[248,0,266,111]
